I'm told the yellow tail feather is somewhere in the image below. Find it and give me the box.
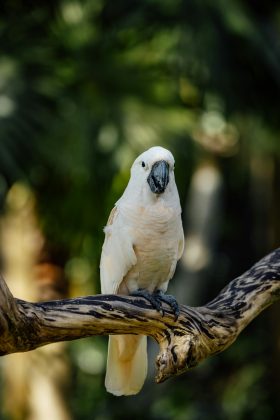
[105,335,147,396]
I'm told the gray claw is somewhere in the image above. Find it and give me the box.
[130,289,163,314]
[130,289,180,320]
[154,290,180,320]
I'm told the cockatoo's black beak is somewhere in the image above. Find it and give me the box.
[147,160,169,194]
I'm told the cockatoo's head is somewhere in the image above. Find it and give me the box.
[118,146,180,208]
[131,146,176,195]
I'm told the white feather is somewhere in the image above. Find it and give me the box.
[100,207,137,294]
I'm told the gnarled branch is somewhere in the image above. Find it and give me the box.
[0,249,279,383]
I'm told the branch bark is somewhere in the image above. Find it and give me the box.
[0,249,279,383]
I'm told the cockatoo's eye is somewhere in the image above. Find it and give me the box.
[141,161,146,168]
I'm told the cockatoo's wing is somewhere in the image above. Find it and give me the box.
[100,206,137,294]
[100,206,145,396]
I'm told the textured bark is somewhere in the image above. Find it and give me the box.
[0,249,279,383]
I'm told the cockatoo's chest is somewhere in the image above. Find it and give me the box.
[119,204,180,293]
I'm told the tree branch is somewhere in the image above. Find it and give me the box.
[0,249,279,383]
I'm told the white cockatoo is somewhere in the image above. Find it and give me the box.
[100,146,184,396]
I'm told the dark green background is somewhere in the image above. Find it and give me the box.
[0,0,279,419]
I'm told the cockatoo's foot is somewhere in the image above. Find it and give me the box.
[130,289,164,315]
[130,289,180,320]
[153,290,180,320]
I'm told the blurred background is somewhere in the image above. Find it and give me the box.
[0,0,279,419]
